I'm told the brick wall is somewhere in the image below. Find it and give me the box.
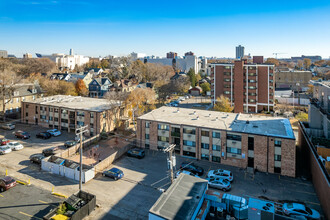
[234,61,244,113]
[281,138,296,177]
[254,135,268,172]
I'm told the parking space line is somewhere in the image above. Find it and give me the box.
[19,211,42,220]
[38,200,58,207]
[304,201,321,206]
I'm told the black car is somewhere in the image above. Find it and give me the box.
[127,148,145,159]
[29,153,45,164]
[64,141,77,148]
[36,132,51,139]
[42,147,59,157]
[180,162,204,176]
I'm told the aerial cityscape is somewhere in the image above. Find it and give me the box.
[0,1,329,220]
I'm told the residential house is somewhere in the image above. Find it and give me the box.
[88,68,103,76]
[68,72,93,87]
[111,79,137,93]
[0,83,43,119]
[89,77,113,98]
[50,73,71,81]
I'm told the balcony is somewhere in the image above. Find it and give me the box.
[171,132,181,137]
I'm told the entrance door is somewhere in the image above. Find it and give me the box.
[35,118,38,125]
[248,157,254,168]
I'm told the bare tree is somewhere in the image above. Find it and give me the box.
[0,60,24,121]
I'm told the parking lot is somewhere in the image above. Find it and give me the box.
[0,178,63,220]
[0,123,76,171]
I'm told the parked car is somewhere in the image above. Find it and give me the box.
[0,176,17,192]
[42,147,60,157]
[180,162,204,176]
[102,167,124,180]
[29,153,45,164]
[207,169,233,182]
[7,142,24,151]
[170,103,178,107]
[47,129,61,136]
[64,141,77,148]
[127,148,145,159]
[36,132,51,139]
[185,95,190,99]
[175,170,200,178]
[0,138,10,146]
[207,178,231,191]
[1,123,15,130]
[14,131,30,139]
[283,203,320,220]
[0,146,12,155]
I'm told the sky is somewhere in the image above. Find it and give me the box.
[1,0,330,59]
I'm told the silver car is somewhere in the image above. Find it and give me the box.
[283,203,320,219]
[207,178,231,191]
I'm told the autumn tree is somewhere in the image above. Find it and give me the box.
[100,59,110,69]
[0,59,24,121]
[213,95,233,112]
[303,58,311,70]
[19,58,56,75]
[200,82,211,95]
[297,60,303,70]
[295,112,308,122]
[75,79,89,96]
[265,58,279,66]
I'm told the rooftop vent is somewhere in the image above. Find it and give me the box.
[246,120,249,124]
[253,125,258,128]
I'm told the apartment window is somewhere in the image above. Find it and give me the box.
[54,108,59,113]
[26,104,29,109]
[145,121,150,128]
[201,154,209,160]
[269,80,273,83]
[248,137,254,150]
[212,144,221,151]
[22,97,25,101]
[201,130,209,137]
[183,140,196,147]
[33,95,36,100]
[201,143,209,149]
[248,99,256,103]
[224,91,231,95]
[183,128,196,135]
[227,134,241,141]
[224,84,231,88]
[77,111,85,117]
[225,66,231,69]
[248,86,256,89]
[224,78,231,82]
[248,73,257,76]
[145,134,149,139]
[40,115,46,120]
[49,107,53,112]
[145,144,150,149]
[274,155,281,161]
[90,113,94,118]
[77,121,84,126]
[61,119,68,123]
[25,112,28,117]
[35,106,38,114]
[248,66,256,70]
[54,117,58,122]
[227,147,241,154]
[212,156,221,163]
[212,131,220,138]
[49,116,53,121]
[224,72,231,76]
[158,136,169,142]
[275,140,282,147]
[158,124,169,131]
[90,122,94,127]
[248,79,256,83]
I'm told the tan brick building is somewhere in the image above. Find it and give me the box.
[137,107,296,177]
[210,60,275,113]
[21,95,124,137]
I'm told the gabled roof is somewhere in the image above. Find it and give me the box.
[90,77,112,86]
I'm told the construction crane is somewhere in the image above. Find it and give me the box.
[273,53,287,59]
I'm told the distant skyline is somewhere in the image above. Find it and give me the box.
[1,0,330,59]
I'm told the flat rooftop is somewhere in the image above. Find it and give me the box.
[149,174,208,220]
[139,106,295,139]
[24,95,120,112]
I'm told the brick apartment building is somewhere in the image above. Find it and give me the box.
[137,107,296,177]
[210,59,275,113]
[21,95,124,136]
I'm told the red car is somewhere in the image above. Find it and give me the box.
[0,176,17,192]
[0,138,10,146]
[14,131,30,139]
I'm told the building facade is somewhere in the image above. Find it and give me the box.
[235,45,244,59]
[21,95,123,137]
[0,50,8,58]
[137,107,296,177]
[210,60,275,113]
[275,70,312,91]
[89,77,112,98]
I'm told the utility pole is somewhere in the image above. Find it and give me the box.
[76,125,89,191]
[164,144,176,184]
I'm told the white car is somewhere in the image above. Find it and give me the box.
[207,178,231,191]
[47,129,61,136]
[0,146,12,155]
[7,142,24,151]
[207,169,233,182]
[175,170,200,179]
[1,123,15,130]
